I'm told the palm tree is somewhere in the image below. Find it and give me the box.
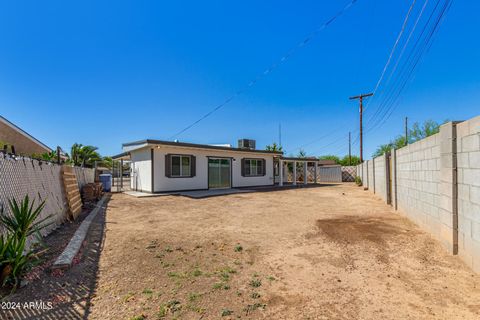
[297,149,307,158]
[101,156,113,169]
[70,143,83,166]
[69,144,101,167]
[79,145,101,167]
[265,142,283,152]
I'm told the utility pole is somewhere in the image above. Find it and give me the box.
[348,131,352,166]
[349,93,373,162]
[405,116,408,146]
[56,146,61,164]
[278,123,282,149]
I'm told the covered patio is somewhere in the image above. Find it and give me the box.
[276,156,323,186]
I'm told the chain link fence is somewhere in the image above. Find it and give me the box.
[0,153,94,238]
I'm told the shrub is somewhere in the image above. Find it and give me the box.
[0,195,51,291]
[1,195,51,240]
[355,176,362,186]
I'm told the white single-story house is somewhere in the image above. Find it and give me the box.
[112,139,283,192]
[112,138,328,193]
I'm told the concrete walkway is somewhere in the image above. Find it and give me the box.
[179,188,254,198]
[124,188,254,199]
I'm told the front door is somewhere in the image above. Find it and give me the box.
[208,158,231,189]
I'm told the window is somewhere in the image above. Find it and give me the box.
[171,155,191,177]
[244,159,264,176]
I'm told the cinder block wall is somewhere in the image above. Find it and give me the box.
[363,161,368,187]
[355,115,480,273]
[456,116,480,272]
[396,133,443,244]
[374,154,387,201]
[368,160,374,191]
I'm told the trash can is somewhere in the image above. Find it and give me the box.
[99,174,112,192]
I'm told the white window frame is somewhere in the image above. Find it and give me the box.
[245,158,263,177]
[171,155,191,177]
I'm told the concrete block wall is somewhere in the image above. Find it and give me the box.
[396,133,445,248]
[368,160,374,191]
[363,161,368,187]
[456,116,480,272]
[391,148,398,210]
[355,115,480,273]
[374,155,387,201]
[359,161,368,187]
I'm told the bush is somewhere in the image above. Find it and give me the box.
[1,195,50,240]
[355,176,362,186]
[0,195,50,291]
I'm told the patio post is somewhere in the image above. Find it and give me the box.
[293,161,297,185]
[279,159,284,186]
[314,161,318,184]
[304,161,308,185]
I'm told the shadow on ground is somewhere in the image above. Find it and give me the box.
[3,196,110,320]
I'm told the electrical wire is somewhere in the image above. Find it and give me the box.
[365,0,438,128]
[169,0,359,139]
[365,0,452,133]
[370,0,418,97]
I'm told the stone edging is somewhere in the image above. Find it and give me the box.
[52,194,108,269]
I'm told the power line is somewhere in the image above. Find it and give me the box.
[289,127,350,153]
[366,0,452,133]
[169,0,360,139]
[385,0,430,86]
[370,0,418,97]
[306,132,351,155]
[365,0,438,128]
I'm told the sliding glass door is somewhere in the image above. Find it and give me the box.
[208,158,231,189]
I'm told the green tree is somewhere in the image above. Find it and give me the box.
[339,155,361,166]
[317,155,361,166]
[69,143,101,167]
[318,155,340,164]
[373,143,395,158]
[265,142,283,152]
[373,120,442,158]
[409,120,442,142]
[78,145,101,167]
[297,149,307,158]
[70,143,83,166]
[38,151,57,161]
[101,156,113,169]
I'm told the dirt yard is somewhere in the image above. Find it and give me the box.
[82,183,479,320]
[5,183,480,319]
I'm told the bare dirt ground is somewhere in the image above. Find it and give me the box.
[4,183,480,320]
[86,183,480,320]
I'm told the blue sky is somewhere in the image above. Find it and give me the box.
[0,0,479,158]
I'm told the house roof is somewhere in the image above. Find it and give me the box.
[0,115,52,152]
[121,139,284,155]
[111,151,130,160]
[280,156,322,162]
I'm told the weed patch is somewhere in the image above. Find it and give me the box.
[188,292,201,302]
[249,279,262,288]
[221,309,234,317]
[244,303,266,315]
